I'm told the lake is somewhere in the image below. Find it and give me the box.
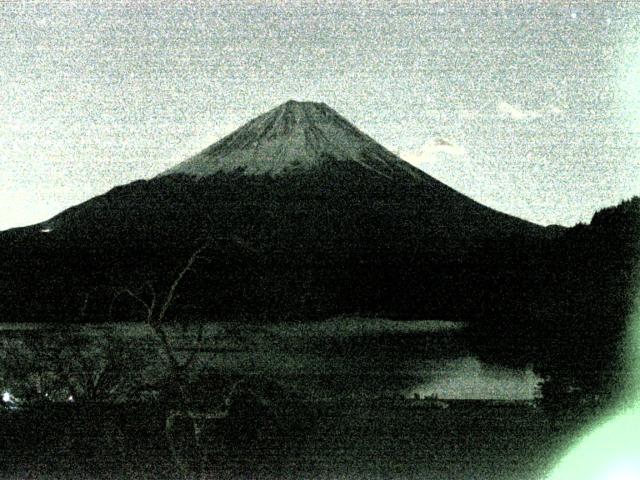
[0,318,540,401]
[0,318,591,479]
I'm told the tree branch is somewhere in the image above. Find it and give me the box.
[183,323,205,372]
[110,288,153,322]
[152,241,210,326]
[151,324,182,373]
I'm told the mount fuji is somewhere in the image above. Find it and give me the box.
[0,100,552,323]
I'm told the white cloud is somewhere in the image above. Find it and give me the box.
[458,109,481,120]
[496,101,566,121]
[497,101,543,121]
[548,105,565,116]
[399,138,467,167]
[458,102,565,122]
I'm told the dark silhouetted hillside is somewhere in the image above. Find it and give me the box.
[468,197,640,406]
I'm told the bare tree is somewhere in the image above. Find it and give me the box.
[0,331,152,404]
[63,333,154,402]
[111,242,209,374]
[0,336,69,403]
[109,240,230,478]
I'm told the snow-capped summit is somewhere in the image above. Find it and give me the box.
[162,100,424,181]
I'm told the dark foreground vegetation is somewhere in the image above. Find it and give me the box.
[0,399,593,480]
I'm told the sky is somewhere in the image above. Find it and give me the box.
[1,0,639,230]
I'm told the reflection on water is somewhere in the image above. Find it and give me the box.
[405,356,540,401]
[260,318,540,401]
[0,319,541,401]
